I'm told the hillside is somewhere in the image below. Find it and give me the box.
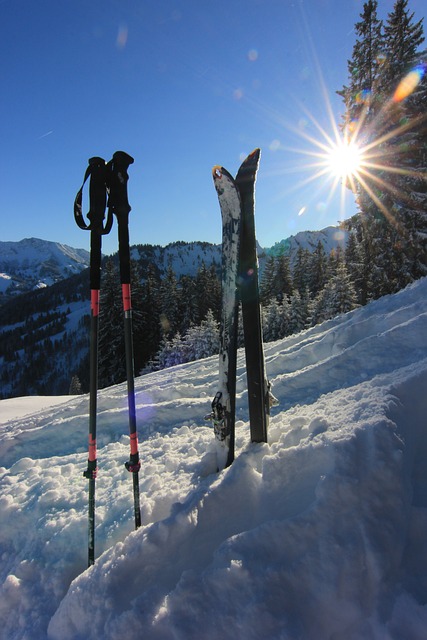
[0,277,426,639]
[0,227,347,399]
[0,238,90,299]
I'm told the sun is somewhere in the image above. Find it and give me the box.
[324,140,363,180]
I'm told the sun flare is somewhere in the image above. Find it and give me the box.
[325,141,363,180]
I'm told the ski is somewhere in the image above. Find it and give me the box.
[209,149,275,468]
[209,165,242,470]
[236,148,273,444]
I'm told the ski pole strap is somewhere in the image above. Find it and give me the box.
[74,156,113,235]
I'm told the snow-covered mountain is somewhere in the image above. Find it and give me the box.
[0,277,426,639]
[0,238,90,297]
[268,225,348,265]
[131,240,222,279]
[0,226,347,300]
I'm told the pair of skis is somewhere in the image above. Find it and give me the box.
[209,149,275,470]
[74,151,141,567]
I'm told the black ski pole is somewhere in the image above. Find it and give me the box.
[107,151,142,530]
[74,156,112,567]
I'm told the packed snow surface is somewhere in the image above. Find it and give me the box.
[1,278,427,639]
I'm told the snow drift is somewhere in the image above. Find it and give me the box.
[1,278,427,639]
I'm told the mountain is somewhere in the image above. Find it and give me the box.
[268,225,348,265]
[0,226,346,299]
[0,277,426,639]
[0,238,90,300]
[131,240,221,279]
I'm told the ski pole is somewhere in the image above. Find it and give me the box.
[74,156,112,566]
[107,151,142,530]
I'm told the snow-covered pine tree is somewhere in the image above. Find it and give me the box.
[146,309,219,372]
[263,299,282,342]
[289,290,309,333]
[260,256,276,305]
[184,309,219,361]
[308,241,329,297]
[274,254,293,301]
[323,262,359,317]
[380,0,427,279]
[292,247,311,295]
[339,0,426,299]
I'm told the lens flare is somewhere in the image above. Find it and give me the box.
[393,64,426,102]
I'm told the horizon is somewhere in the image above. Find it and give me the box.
[2,221,346,257]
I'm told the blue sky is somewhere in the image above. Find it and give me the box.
[1,0,425,256]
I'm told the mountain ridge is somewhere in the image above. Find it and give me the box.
[1,225,348,301]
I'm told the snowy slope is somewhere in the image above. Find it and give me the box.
[1,278,427,639]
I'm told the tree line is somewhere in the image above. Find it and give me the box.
[338,0,426,301]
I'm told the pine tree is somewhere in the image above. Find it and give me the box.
[195,263,221,324]
[260,256,276,305]
[381,0,424,88]
[308,241,329,297]
[178,275,199,334]
[69,374,82,395]
[184,309,219,361]
[141,264,162,364]
[98,259,125,388]
[326,263,359,316]
[289,291,309,333]
[128,260,147,376]
[338,0,383,134]
[380,0,427,279]
[159,265,180,338]
[263,299,281,342]
[339,0,426,298]
[274,255,293,301]
[292,247,311,294]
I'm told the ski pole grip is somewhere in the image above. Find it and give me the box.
[87,157,107,231]
[108,151,134,220]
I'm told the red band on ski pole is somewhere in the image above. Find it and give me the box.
[91,290,100,317]
[88,434,97,462]
[122,283,132,312]
[129,431,138,456]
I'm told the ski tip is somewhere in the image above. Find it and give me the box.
[243,148,261,168]
[212,165,223,179]
[249,148,261,161]
[212,165,235,183]
[235,148,261,185]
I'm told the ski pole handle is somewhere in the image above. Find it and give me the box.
[74,156,113,235]
[87,157,107,231]
[107,151,134,220]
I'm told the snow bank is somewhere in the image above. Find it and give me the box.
[1,278,427,639]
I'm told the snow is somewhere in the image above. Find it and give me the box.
[1,277,427,639]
